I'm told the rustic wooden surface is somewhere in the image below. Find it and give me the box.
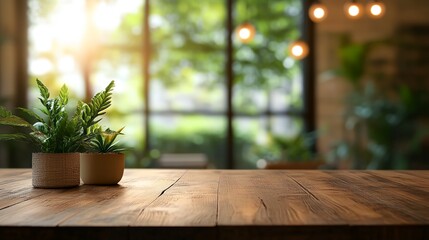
[0,169,428,240]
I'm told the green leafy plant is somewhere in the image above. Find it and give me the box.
[88,126,125,153]
[327,39,429,169]
[80,81,115,135]
[0,79,115,153]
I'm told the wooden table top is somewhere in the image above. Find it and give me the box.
[0,169,428,240]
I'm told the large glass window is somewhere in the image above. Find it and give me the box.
[28,0,145,167]
[233,0,304,167]
[28,0,308,168]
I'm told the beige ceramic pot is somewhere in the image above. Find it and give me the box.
[32,153,80,188]
[80,153,125,185]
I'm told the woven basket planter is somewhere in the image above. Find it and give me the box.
[80,153,125,185]
[32,153,80,188]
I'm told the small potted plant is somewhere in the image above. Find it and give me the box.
[0,79,115,188]
[80,126,126,185]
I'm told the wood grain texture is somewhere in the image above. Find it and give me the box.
[0,172,50,210]
[283,171,423,225]
[60,169,186,226]
[0,169,428,240]
[329,171,429,223]
[133,170,219,226]
[217,170,346,225]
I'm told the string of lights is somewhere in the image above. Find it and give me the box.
[235,0,386,60]
[309,0,386,22]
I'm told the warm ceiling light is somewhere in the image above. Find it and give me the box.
[289,41,309,60]
[367,1,385,19]
[236,22,256,43]
[345,1,364,19]
[309,2,328,22]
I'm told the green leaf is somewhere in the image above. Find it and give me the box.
[37,107,49,116]
[0,133,29,141]
[87,126,125,153]
[59,84,69,105]
[72,101,84,120]
[18,107,44,122]
[0,106,12,118]
[29,130,47,140]
[36,79,50,101]
[0,115,34,129]
[82,81,115,132]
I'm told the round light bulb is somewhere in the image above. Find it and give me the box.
[367,2,385,19]
[239,28,251,39]
[236,22,256,43]
[309,3,328,22]
[371,5,381,15]
[292,45,303,56]
[289,41,309,60]
[348,5,360,16]
[314,8,326,19]
[344,2,364,19]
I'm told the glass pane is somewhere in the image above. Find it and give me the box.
[233,0,303,114]
[150,115,226,168]
[28,0,86,102]
[234,116,303,169]
[28,0,146,168]
[91,49,145,168]
[91,49,143,113]
[27,0,307,170]
[100,113,145,167]
[28,0,145,101]
[150,0,226,112]
[92,0,143,46]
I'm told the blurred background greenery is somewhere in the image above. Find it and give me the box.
[2,0,305,168]
[1,0,429,169]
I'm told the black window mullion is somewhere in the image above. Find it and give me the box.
[302,0,316,151]
[142,0,151,162]
[225,0,235,169]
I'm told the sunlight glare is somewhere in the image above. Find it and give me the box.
[58,56,76,73]
[30,58,54,75]
[52,6,85,46]
[31,26,53,52]
[94,3,121,31]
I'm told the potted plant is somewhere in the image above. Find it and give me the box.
[0,79,115,188]
[80,127,126,185]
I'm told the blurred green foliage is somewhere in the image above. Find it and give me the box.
[328,39,429,169]
[18,0,305,168]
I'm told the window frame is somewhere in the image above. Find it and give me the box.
[23,0,315,168]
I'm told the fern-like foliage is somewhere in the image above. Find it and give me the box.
[81,81,114,134]
[89,126,125,153]
[0,79,117,153]
[0,107,35,129]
